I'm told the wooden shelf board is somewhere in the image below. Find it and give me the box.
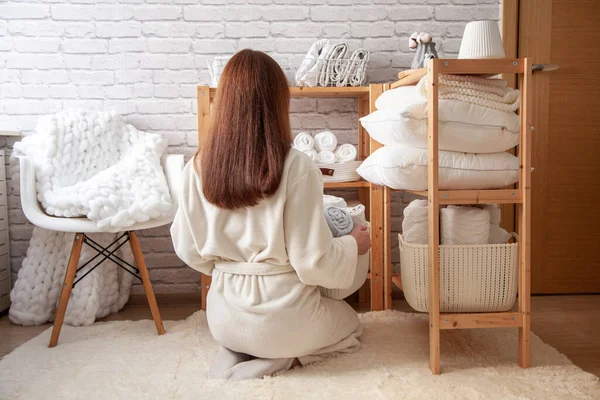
[202,86,370,99]
[324,180,370,189]
[396,189,522,204]
[290,86,369,98]
[438,59,524,75]
[440,312,523,330]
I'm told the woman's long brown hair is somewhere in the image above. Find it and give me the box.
[196,50,292,210]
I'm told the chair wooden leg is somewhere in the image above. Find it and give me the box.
[49,233,84,348]
[128,231,165,335]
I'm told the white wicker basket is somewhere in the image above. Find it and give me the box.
[399,234,518,313]
[318,160,362,183]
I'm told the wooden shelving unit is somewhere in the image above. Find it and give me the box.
[197,84,386,311]
[383,58,532,374]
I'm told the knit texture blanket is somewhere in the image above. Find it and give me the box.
[417,74,521,112]
[9,109,171,326]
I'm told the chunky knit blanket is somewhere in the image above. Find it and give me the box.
[417,74,521,112]
[9,109,172,326]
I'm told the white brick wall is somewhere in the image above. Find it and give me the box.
[0,0,500,294]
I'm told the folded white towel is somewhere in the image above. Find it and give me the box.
[319,43,348,87]
[334,144,358,163]
[341,49,369,87]
[481,204,512,244]
[316,150,336,164]
[293,132,315,151]
[300,148,318,162]
[295,39,332,87]
[323,195,347,208]
[402,199,429,244]
[441,205,490,245]
[346,204,367,227]
[314,131,337,152]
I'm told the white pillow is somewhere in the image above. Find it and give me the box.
[356,145,519,191]
[363,96,520,154]
[375,85,422,110]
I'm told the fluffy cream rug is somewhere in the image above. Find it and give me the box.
[1,311,598,400]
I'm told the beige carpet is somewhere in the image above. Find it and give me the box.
[1,311,598,400]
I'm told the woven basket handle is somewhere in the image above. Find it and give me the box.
[510,232,519,242]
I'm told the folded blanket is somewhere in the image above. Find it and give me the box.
[295,39,332,87]
[402,199,429,244]
[323,195,347,208]
[319,43,348,87]
[324,206,354,237]
[316,150,335,164]
[293,132,315,152]
[417,74,520,112]
[314,131,337,152]
[334,144,358,163]
[481,204,512,244]
[15,109,172,229]
[441,205,490,245]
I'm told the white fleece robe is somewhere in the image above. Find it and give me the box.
[171,149,362,364]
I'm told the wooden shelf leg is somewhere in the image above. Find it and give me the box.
[518,58,532,368]
[369,185,384,311]
[128,231,165,336]
[427,59,441,375]
[384,186,393,310]
[49,233,84,348]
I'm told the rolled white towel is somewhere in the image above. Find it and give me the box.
[323,206,354,237]
[480,204,512,244]
[334,144,358,163]
[323,194,347,208]
[441,205,490,245]
[301,148,318,162]
[346,204,367,227]
[293,132,315,151]
[314,131,337,152]
[316,150,336,164]
[402,199,429,244]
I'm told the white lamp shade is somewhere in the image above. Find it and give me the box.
[458,20,506,59]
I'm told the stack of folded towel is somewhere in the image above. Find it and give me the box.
[295,39,369,87]
[402,200,512,245]
[319,197,370,300]
[293,131,357,165]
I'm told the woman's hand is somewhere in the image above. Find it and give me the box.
[350,225,371,255]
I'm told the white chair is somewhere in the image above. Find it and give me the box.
[19,154,184,347]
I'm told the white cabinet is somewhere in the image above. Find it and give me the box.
[0,150,11,312]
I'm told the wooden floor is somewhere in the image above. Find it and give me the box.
[1,294,599,377]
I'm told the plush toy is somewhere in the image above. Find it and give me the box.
[409,32,438,69]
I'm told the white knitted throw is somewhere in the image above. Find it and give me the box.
[417,74,521,112]
[8,109,171,326]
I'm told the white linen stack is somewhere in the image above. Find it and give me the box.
[402,200,512,245]
[357,75,521,192]
[295,39,369,87]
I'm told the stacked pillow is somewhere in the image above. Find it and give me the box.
[356,84,521,191]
